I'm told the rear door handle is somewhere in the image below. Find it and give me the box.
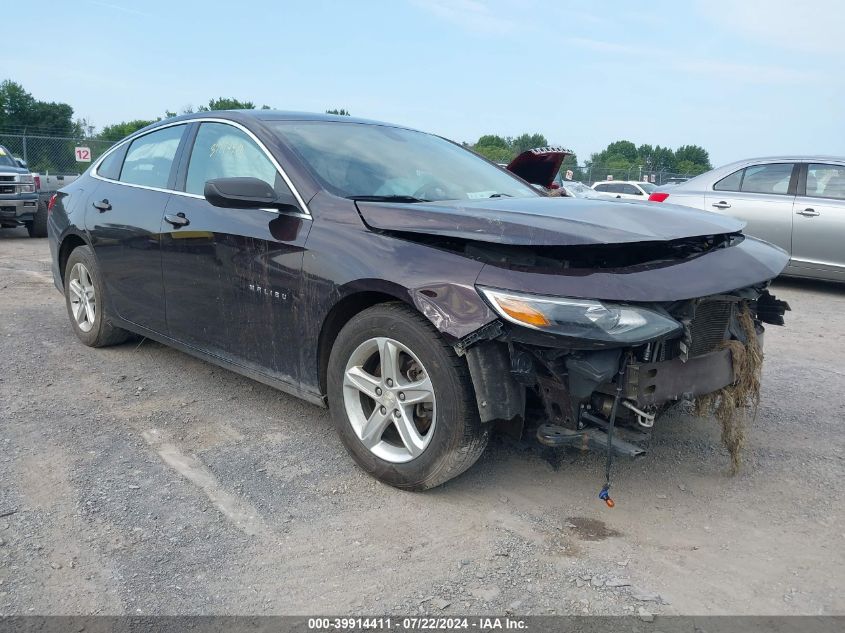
[711,201,731,209]
[92,199,111,212]
[164,212,190,227]
[796,208,820,217]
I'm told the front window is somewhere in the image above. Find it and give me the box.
[268,121,538,202]
[186,122,280,195]
[638,182,657,194]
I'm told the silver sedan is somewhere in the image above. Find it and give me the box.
[650,156,845,282]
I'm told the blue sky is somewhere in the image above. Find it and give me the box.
[3,0,843,165]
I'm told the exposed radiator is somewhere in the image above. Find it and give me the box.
[688,299,733,357]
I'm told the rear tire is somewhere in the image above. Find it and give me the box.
[64,246,130,347]
[26,200,48,238]
[328,303,489,490]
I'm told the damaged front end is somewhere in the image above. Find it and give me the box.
[358,193,791,473]
[459,272,790,464]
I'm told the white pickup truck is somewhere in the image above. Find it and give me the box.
[0,145,43,237]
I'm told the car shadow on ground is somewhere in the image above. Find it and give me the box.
[0,227,38,240]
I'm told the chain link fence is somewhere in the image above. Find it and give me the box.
[0,133,118,174]
[569,164,700,186]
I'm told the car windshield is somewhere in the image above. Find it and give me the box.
[269,121,539,202]
[563,181,591,196]
[0,146,18,168]
[639,182,657,193]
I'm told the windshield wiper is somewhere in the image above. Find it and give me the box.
[488,193,512,198]
[348,195,430,203]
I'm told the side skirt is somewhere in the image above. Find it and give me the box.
[109,316,328,408]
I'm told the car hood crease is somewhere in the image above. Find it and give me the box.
[355,197,745,246]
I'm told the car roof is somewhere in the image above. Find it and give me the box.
[712,156,845,171]
[653,155,845,191]
[154,109,417,131]
[722,155,845,162]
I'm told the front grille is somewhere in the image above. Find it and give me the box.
[0,185,14,194]
[688,299,732,356]
[0,175,14,183]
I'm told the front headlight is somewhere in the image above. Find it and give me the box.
[478,286,682,344]
[19,174,34,184]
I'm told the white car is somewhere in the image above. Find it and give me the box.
[591,180,658,200]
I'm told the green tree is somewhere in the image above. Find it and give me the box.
[674,144,711,170]
[472,134,513,163]
[0,79,81,136]
[602,140,639,163]
[197,97,271,111]
[99,119,156,140]
[675,160,710,176]
[475,134,509,149]
[511,133,548,154]
[471,132,571,168]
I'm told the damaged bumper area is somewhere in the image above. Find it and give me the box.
[461,289,789,456]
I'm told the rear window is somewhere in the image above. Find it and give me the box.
[714,169,743,192]
[806,163,845,200]
[119,125,185,189]
[740,163,794,195]
[97,146,126,180]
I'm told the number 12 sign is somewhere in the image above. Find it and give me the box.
[74,147,92,162]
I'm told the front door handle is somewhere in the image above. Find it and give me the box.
[711,201,731,209]
[164,212,190,228]
[92,199,111,212]
[796,208,820,217]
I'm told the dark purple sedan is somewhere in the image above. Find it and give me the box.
[47,111,789,490]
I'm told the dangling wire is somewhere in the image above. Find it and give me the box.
[599,351,632,508]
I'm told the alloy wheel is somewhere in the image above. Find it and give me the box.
[342,336,437,463]
[68,262,96,333]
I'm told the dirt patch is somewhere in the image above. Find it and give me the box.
[566,517,621,541]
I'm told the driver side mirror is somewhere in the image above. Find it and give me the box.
[204,177,299,212]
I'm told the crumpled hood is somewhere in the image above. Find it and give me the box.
[356,196,745,246]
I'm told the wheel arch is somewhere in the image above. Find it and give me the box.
[317,289,409,396]
[57,232,91,285]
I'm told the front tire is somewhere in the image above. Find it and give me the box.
[328,303,489,490]
[64,246,130,347]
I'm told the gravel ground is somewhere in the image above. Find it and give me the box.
[1,228,843,617]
